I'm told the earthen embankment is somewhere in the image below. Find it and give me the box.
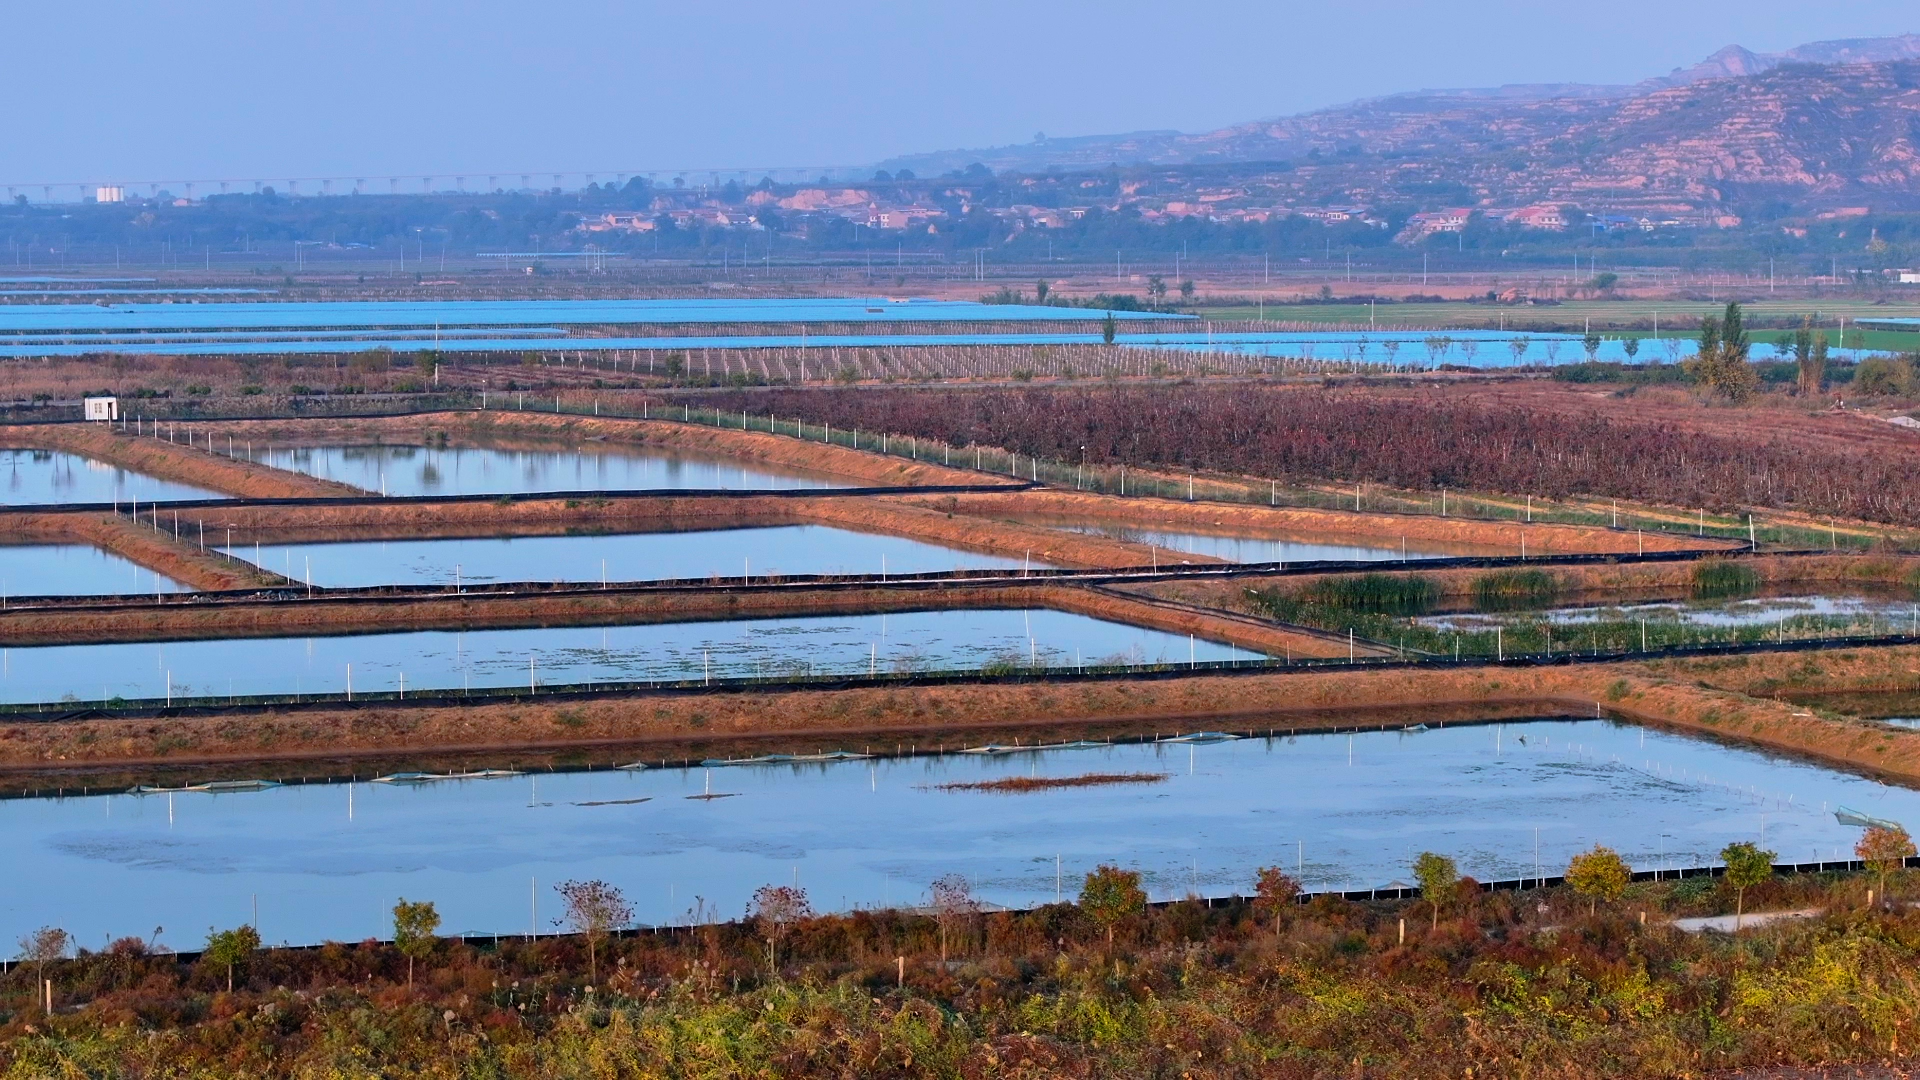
[0,580,1353,657]
[6,646,1919,784]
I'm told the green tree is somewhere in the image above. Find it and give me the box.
[556,880,632,981]
[203,924,260,992]
[1719,842,1776,929]
[1146,275,1167,308]
[1582,330,1603,362]
[1178,278,1195,301]
[1252,867,1300,938]
[1794,320,1829,396]
[1034,280,1050,304]
[1856,825,1916,902]
[1412,852,1459,931]
[1565,844,1631,916]
[1689,301,1758,401]
[1853,355,1915,396]
[1621,336,1641,362]
[392,898,441,989]
[1080,864,1147,945]
[1591,271,1618,293]
[1101,311,1117,345]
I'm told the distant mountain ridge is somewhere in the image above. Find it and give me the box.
[875,33,1920,180]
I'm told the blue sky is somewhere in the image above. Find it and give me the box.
[5,0,1915,184]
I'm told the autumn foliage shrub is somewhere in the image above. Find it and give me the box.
[6,868,1920,1078]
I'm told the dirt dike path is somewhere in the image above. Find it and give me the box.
[0,423,358,498]
[114,494,1176,570]
[2,512,288,591]
[6,646,1918,783]
[0,580,1351,658]
[909,489,1728,558]
[1127,552,1920,614]
[188,411,1007,489]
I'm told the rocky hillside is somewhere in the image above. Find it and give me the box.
[879,36,1920,215]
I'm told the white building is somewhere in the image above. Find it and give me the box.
[95,186,124,204]
[83,396,118,421]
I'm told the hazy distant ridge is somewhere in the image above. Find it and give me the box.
[875,33,1920,178]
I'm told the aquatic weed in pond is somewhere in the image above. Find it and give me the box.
[925,772,1170,794]
[1691,559,1760,600]
[1472,569,1560,611]
[1299,573,1440,616]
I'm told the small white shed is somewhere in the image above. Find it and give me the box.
[83,396,119,422]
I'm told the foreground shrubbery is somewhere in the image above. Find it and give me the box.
[7,868,1920,1078]
[692,385,1920,525]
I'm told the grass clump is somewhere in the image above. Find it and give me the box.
[1471,568,1560,611]
[1691,558,1761,600]
[1296,573,1440,616]
[1249,573,1438,627]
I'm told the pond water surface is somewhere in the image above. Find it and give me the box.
[222,527,1044,587]
[0,544,184,595]
[0,609,1250,704]
[1038,521,1453,564]
[1,718,1907,947]
[0,450,222,506]
[1419,594,1920,633]
[238,444,850,497]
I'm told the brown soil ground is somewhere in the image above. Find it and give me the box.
[1363,381,1920,459]
[0,580,1359,657]
[1,513,288,591]
[0,699,1564,793]
[920,489,1728,557]
[96,493,1178,570]
[7,646,1920,787]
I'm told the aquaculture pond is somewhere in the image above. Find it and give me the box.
[2,718,1910,947]
[1245,567,1920,658]
[222,527,1046,588]
[0,544,184,596]
[0,449,222,506]
[236,444,852,496]
[0,297,1183,335]
[1035,521,1455,564]
[1412,592,1920,648]
[0,609,1253,705]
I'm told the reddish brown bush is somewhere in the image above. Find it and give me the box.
[700,386,1920,524]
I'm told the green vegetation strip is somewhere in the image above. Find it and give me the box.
[1247,562,1905,659]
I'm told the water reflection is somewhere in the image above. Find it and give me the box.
[1043,521,1447,564]
[223,527,1047,587]
[0,449,221,505]
[238,444,850,496]
[0,609,1250,703]
[3,718,1909,946]
[0,544,184,596]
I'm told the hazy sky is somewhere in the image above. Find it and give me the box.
[5,0,1916,184]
